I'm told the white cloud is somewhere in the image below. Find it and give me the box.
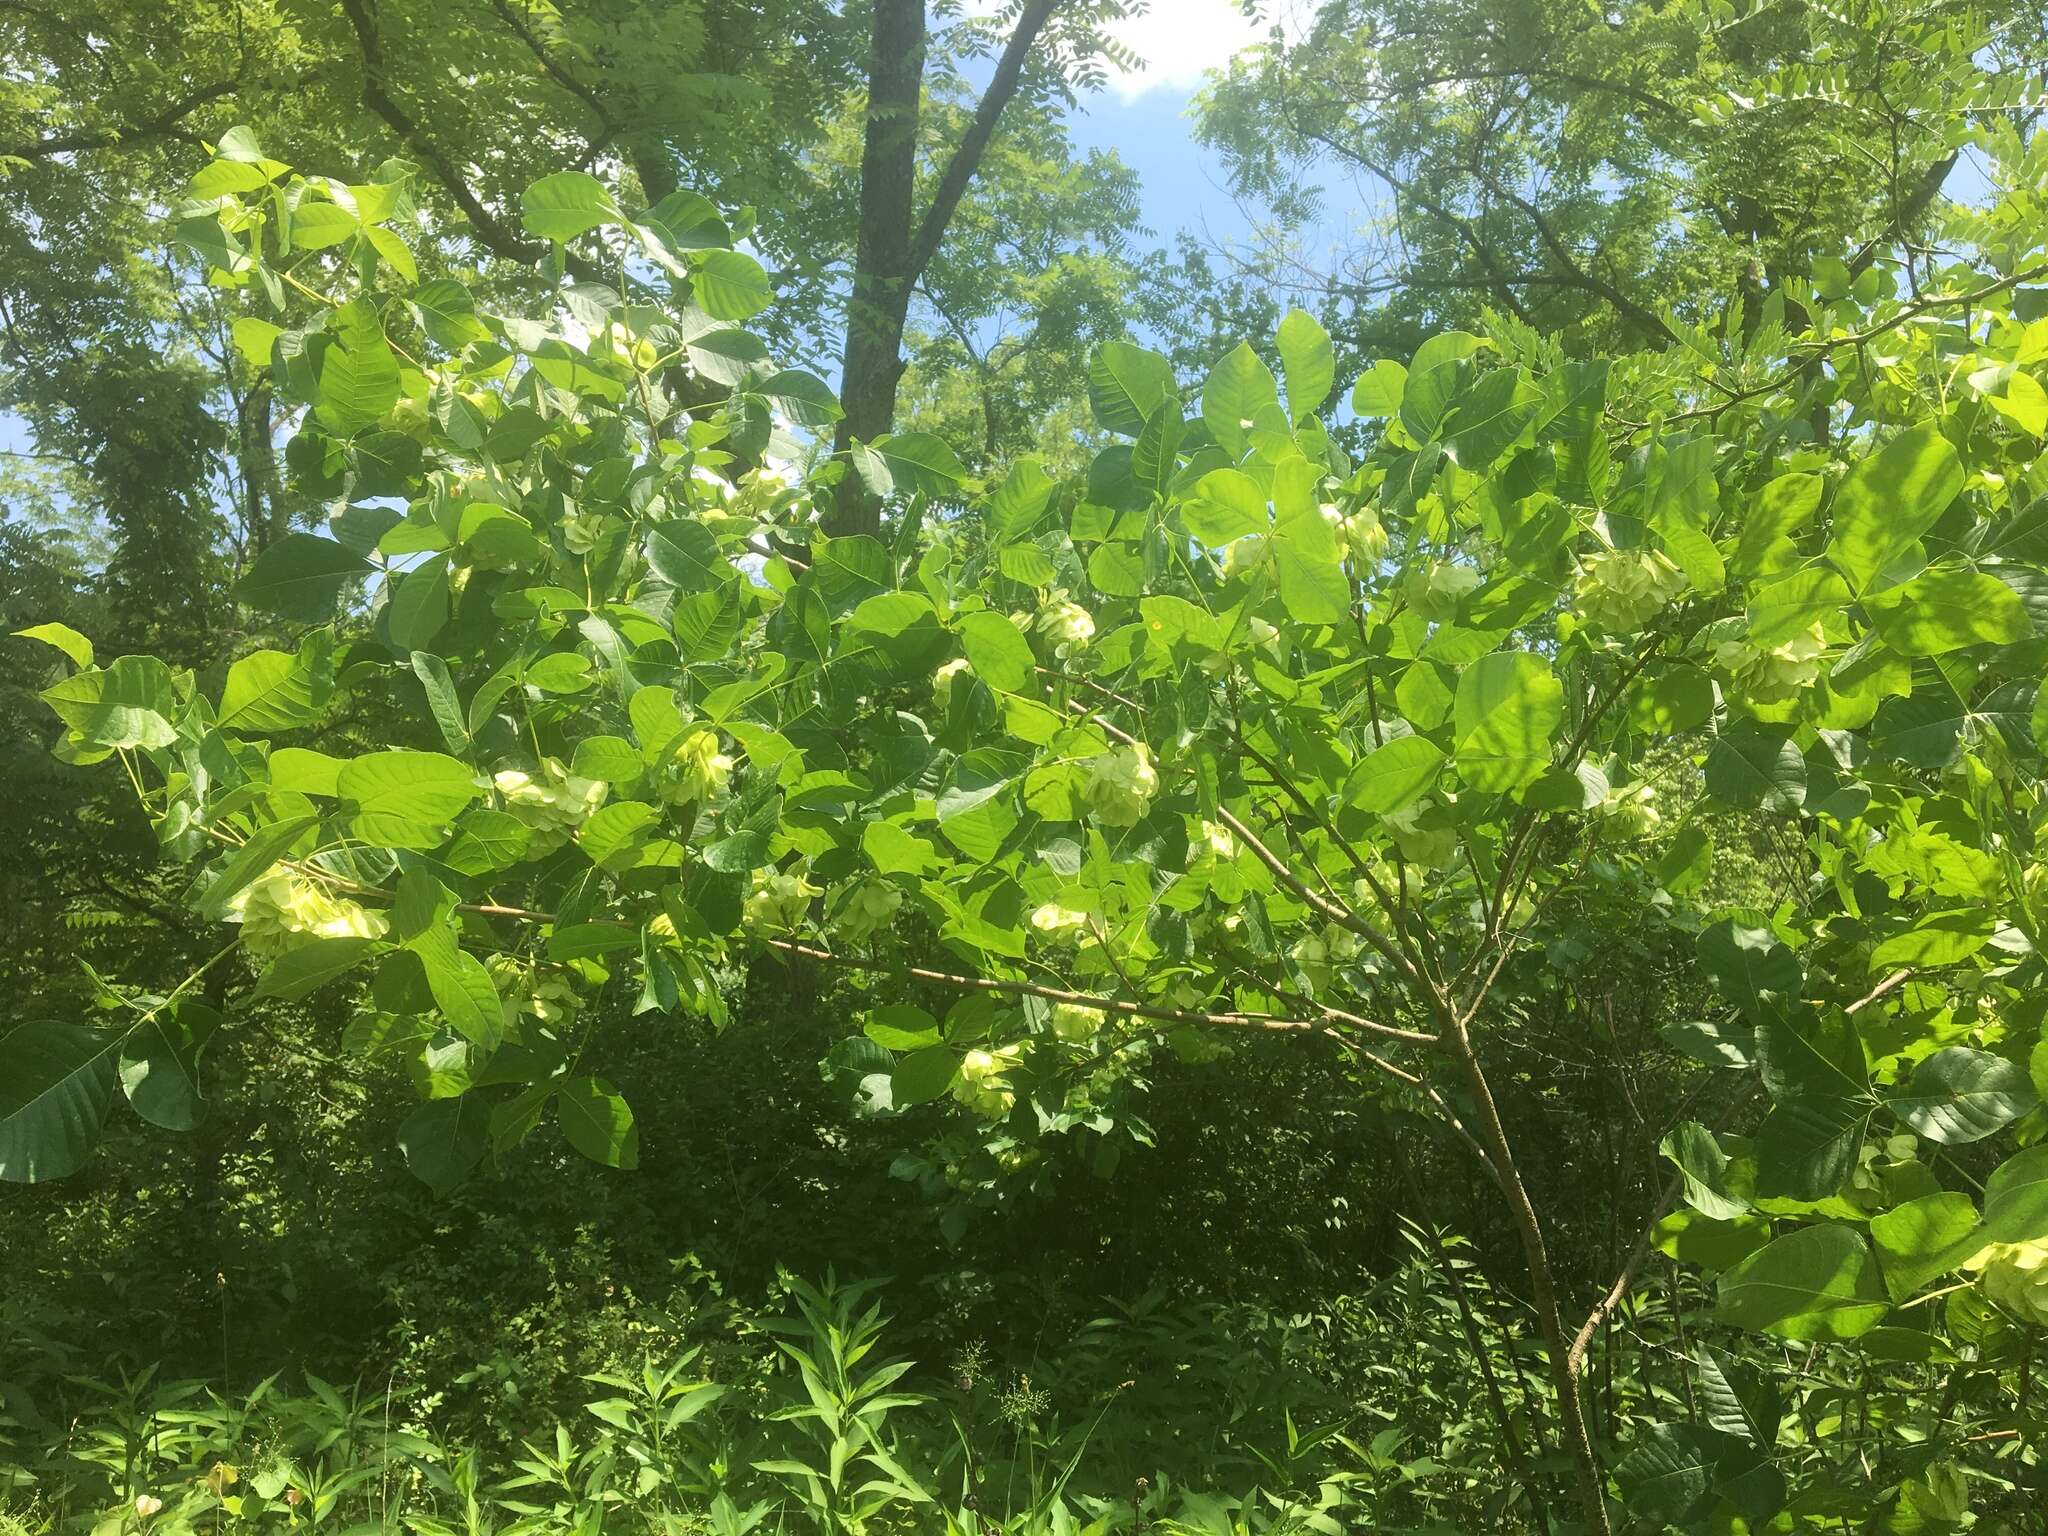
[1099,2,1270,100]
[958,1,1293,102]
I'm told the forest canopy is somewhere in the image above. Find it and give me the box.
[5,2,2048,1533]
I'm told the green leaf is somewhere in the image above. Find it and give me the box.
[1656,1209,1773,1270]
[410,279,491,350]
[1182,468,1268,546]
[196,814,320,920]
[691,249,773,320]
[520,170,622,241]
[872,431,968,496]
[236,533,372,623]
[1627,668,1715,734]
[1444,367,1542,473]
[1704,722,1805,812]
[218,648,327,732]
[13,622,92,667]
[1275,308,1334,423]
[935,750,1021,862]
[189,157,273,197]
[315,299,400,432]
[1452,652,1562,794]
[1747,566,1850,647]
[1396,662,1452,728]
[1871,909,1995,968]
[755,369,842,427]
[1269,457,1348,623]
[1400,332,1482,441]
[1644,436,1724,594]
[252,937,381,1001]
[864,1005,940,1052]
[1733,473,1823,579]
[1862,567,2029,656]
[398,1097,488,1195]
[580,802,658,869]
[999,543,1057,586]
[1755,1094,1866,1202]
[987,458,1055,539]
[1088,342,1176,437]
[1661,1121,1749,1220]
[956,611,1036,693]
[411,652,471,755]
[446,812,533,876]
[1203,341,1282,458]
[270,747,344,796]
[387,555,450,652]
[1983,1145,2048,1244]
[118,1001,219,1132]
[892,1047,957,1107]
[1870,1192,1983,1299]
[569,735,642,784]
[1131,401,1186,496]
[557,1076,640,1169]
[409,931,503,1049]
[864,822,936,876]
[231,316,282,370]
[1347,736,1446,815]
[290,200,358,250]
[1697,921,1802,1020]
[549,923,641,963]
[1825,420,1964,593]
[646,518,727,592]
[1656,824,1714,895]
[41,655,179,750]
[1611,1424,1714,1525]
[338,750,480,824]
[1715,1224,1889,1341]
[1694,1346,1781,1449]
[1349,360,1406,417]
[0,1022,117,1182]
[1613,1424,1777,1528]
[1894,1048,2038,1144]
[1755,1003,1862,1102]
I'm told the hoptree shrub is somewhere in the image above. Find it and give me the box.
[7,129,2048,1533]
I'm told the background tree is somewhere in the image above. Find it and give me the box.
[828,0,1142,531]
[1190,0,2048,362]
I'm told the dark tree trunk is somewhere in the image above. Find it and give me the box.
[829,0,1063,536]
[829,0,927,536]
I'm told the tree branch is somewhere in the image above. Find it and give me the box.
[905,0,1061,288]
[1,79,238,161]
[336,0,549,267]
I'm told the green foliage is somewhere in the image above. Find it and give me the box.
[6,0,2048,1529]
[0,1248,1720,1536]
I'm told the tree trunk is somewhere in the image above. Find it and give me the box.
[1443,1016,1614,1536]
[829,0,927,536]
[829,0,1063,535]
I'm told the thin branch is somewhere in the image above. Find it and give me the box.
[1216,805,1422,993]
[905,0,1062,288]
[336,0,553,269]
[0,79,238,161]
[761,938,1376,1038]
[1617,259,2048,429]
[1567,1173,1682,1374]
[1231,713,1431,979]
[1846,968,1912,1014]
[486,0,614,135]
